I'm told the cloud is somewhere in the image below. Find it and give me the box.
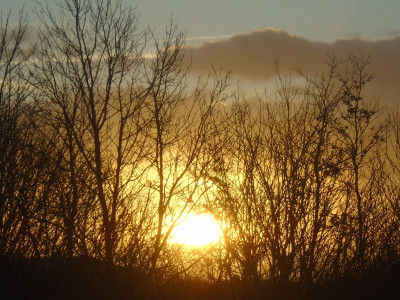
[185,28,400,104]
[186,34,234,42]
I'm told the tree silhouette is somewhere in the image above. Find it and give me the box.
[31,0,152,264]
[1,3,400,299]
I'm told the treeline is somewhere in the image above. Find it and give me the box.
[1,1,400,299]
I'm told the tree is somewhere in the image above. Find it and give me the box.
[200,94,267,299]
[144,27,230,275]
[296,56,345,294]
[335,54,387,274]
[257,71,316,297]
[31,0,151,264]
[0,9,46,256]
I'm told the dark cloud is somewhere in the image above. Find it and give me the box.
[186,28,400,103]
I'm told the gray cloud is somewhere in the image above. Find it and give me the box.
[186,28,400,103]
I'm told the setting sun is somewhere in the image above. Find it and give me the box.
[170,214,221,247]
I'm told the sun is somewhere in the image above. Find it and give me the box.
[170,213,221,247]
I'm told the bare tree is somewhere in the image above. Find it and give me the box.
[31,0,151,264]
[295,56,345,294]
[380,109,400,262]
[144,27,230,275]
[199,55,389,298]
[257,71,317,297]
[0,9,46,256]
[335,54,387,274]
[200,94,267,300]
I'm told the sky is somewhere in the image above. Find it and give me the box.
[2,0,400,103]
[135,0,400,43]
[3,0,400,43]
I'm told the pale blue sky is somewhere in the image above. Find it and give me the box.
[2,0,400,44]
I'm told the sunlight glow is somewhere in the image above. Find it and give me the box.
[170,214,221,247]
